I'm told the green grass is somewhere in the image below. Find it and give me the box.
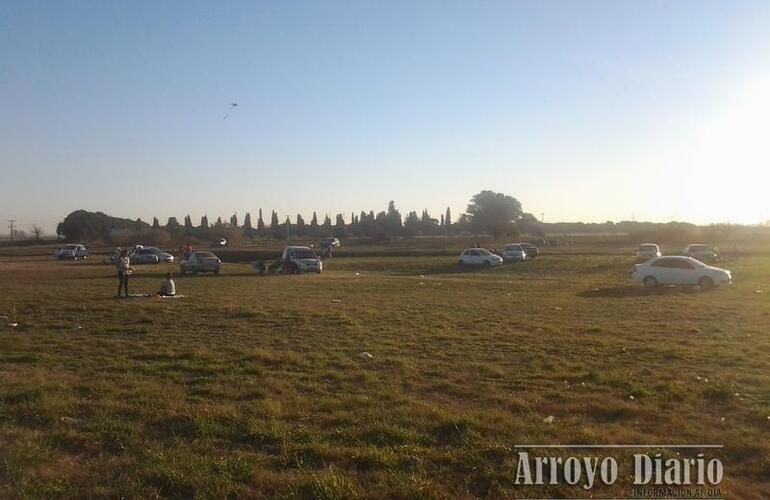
[1,250,769,498]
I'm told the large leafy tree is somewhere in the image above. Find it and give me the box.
[466,190,523,239]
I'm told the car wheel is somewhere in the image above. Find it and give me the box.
[643,276,658,289]
[214,269,219,275]
[483,260,491,268]
[458,260,465,269]
[699,277,715,291]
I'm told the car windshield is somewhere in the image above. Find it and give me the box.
[689,245,709,251]
[64,244,77,249]
[294,249,316,259]
[195,252,216,258]
[505,245,520,251]
[640,245,658,250]
[478,249,492,255]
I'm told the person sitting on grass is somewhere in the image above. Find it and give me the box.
[158,272,176,297]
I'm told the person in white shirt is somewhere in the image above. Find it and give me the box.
[158,273,176,297]
[115,246,137,297]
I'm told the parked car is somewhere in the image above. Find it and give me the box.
[54,244,88,260]
[684,244,718,262]
[132,246,175,264]
[521,242,539,258]
[281,246,322,273]
[636,243,662,262]
[502,244,527,262]
[180,251,221,274]
[632,256,731,290]
[458,248,504,268]
[319,237,340,248]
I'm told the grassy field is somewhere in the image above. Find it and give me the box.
[1,248,769,498]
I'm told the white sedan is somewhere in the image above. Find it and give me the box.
[458,248,504,268]
[632,256,731,290]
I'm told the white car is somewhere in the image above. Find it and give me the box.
[458,248,504,268]
[281,246,323,273]
[180,251,221,274]
[502,244,527,262]
[632,256,731,290]
[636,243,661,262]
[54,244,88,260]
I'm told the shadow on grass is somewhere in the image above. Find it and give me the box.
[577,285,701,298]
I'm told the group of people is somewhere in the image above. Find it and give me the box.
[114,245,176,298]
[178,244,193,260]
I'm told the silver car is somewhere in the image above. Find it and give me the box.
[180,251,221,274]
[502,244,527,262]
[636,243,662,262]
[132,246,175,264]
[54,244,88,260]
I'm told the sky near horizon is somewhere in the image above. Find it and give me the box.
[2,0,770,233]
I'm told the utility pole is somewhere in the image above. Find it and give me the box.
[8,220,16,241]
[540,213,545,224]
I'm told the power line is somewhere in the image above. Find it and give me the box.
[8,220,16,241]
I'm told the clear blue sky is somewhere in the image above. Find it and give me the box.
[2,0,769,233]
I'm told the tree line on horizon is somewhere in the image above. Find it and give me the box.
[55,189,751,245]
[56,191,545,243]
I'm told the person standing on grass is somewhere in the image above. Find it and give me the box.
[116,246,137,298]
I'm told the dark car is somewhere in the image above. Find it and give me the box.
[684,244,718,262]
[521,242,539,258]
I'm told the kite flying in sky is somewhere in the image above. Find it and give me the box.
[222,102,238,120]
